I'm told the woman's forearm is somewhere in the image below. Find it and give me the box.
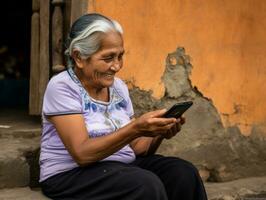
[75,122,140,166]
[130,135,164,156]
[51,110,175,166]
[50,114,142,166]
[145,136,164,155]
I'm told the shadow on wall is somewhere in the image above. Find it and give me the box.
[127,47,266,182]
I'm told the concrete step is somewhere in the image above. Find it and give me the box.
[0,187,50,200]
[0,109,41,189]
[205,176,266,200]
[0,109,41,139]
[0,137,40,189]
[0,177,266,200]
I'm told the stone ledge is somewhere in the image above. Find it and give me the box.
[0,177,266,199]
[0,137,40,189]
[206,176,266,200]
[0,187,50,200]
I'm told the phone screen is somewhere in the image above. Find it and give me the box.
[163,101,193,118]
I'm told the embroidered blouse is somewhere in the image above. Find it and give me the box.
[39,68,136,182]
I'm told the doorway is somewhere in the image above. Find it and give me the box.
[0,0,32,109]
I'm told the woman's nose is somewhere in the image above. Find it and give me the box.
[110,61,121,72]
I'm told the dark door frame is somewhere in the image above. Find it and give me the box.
[29,0,88,115]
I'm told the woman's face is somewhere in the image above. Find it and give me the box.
[76,31,124,89]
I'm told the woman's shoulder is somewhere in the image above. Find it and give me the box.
[113,77,128,89]
[47,70,78,90]
[49,70,70,84]
[113,77,130,98]
[44,70,81,99]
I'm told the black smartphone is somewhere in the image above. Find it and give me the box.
[163,101,193,118]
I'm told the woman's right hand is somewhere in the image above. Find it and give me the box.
[132,109,177,137]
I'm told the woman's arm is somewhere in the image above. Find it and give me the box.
[130,136,163,156]
[48,109,177,166]
[49,114,139,166]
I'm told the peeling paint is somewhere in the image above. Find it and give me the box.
[125,47,266,182]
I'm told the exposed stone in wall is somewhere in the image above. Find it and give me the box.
[127,47,266,182]
[162,47,195,98]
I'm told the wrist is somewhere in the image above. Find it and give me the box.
[129,119,142,138]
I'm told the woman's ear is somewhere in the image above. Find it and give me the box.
[72,50,83,69]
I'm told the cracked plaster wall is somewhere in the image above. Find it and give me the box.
[129,48,266,182]
[88,0,266,136]
[88,0,266,181]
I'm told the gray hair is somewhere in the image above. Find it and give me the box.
[65,13,123,68]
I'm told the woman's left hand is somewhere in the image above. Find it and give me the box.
[162,116,185,139]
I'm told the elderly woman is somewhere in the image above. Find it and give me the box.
[40,13,207,200]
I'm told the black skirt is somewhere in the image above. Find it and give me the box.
[41,154,208,200]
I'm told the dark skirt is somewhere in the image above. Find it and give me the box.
[41,154,208,200]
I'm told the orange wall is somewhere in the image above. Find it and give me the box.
[87,0,266,135]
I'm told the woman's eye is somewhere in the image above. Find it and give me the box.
[118,54,124,60]
[103,57,114,62]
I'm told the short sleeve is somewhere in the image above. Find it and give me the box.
[114,78,134,118]
[43,78,82,116]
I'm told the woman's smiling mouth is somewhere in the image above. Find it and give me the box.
[104,73,115,78]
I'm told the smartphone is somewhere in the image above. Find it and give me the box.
[163,101,193,118]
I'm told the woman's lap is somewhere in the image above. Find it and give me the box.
[41,160,167,200]
[41,155,207,200]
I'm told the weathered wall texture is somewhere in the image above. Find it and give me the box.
[130,48,266,181]
[88,0,266,136]
[86,1,266,181]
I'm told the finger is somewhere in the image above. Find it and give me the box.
[169,126,176,137]
[161,122,182,139]
[176,123,182,133]
[149,109,167,118]
[149,118,177,127]
[152,125,173,134]
[170,124,178,135]
[180,116,186,125]
[155,122,176,131]
[170,123,181,136]
[176,118,181,123]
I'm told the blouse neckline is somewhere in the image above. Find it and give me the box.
[67,67,123,106]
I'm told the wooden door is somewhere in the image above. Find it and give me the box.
[29,0,88,115]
